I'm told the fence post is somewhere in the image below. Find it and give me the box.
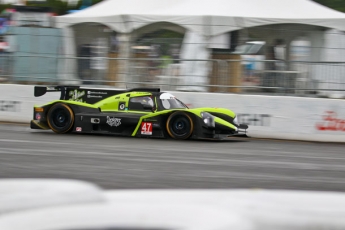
[227,55,242,93]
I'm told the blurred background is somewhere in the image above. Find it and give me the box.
[0,0,344,98]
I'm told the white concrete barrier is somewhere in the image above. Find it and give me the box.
[1,84,344,142]
[0,84,59,123]
[172,91,345,142]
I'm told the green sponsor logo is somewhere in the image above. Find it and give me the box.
[69,90,85,102]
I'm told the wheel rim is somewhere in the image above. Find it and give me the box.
[52,108,70,128]
[170,116,191,137]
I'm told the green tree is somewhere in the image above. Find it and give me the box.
[27,0,102,15]
[313,0,345,13]
[0,0,103,16]
[0,4,12,14]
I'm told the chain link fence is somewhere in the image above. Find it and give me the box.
[2,54,345,98]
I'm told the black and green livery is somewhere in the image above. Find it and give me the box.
[31,86,248,140]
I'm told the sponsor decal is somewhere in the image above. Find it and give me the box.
[69,90,85,102]
[87,91,108,95]
[141,122,152,135]
[0,101,21,112]
[237,113,271,126]
[119,102,126,110]
[106,116,121,127]
[76,127,82,132]
[316,111,345,131]
[87,95,102,98]
[152,123,160,128]
[35,113,41,120]
[143,119,157,122]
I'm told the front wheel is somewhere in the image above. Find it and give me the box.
[166,112,194,140]
[47,103,75,134]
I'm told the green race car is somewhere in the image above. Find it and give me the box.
[31,86,248,140]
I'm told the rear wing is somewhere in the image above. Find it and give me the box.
[34,86,160,104]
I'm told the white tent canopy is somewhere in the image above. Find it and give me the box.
[54,0,345,93]
[55,0,345,36]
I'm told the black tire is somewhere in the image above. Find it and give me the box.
[166,112,194,140]
[47,103,75,134]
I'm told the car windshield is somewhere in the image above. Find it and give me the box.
[160,93,187,110]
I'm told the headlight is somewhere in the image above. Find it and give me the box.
[200,112,215,127]
[233,116,239,126]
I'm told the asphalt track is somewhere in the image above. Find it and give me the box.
[0,124,345,191]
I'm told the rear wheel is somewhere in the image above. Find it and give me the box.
[47,103,74,134]
[166,112,193,140]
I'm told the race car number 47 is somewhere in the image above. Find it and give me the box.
[141,122,152,135]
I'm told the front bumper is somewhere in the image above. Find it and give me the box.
[30,120,49,130]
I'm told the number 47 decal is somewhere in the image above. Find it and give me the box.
[141,122,152,135]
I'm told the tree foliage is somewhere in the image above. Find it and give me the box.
[0,4,12,14]
[26,0,103,15]
[313,0,345,12]
[0,0,103,16]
